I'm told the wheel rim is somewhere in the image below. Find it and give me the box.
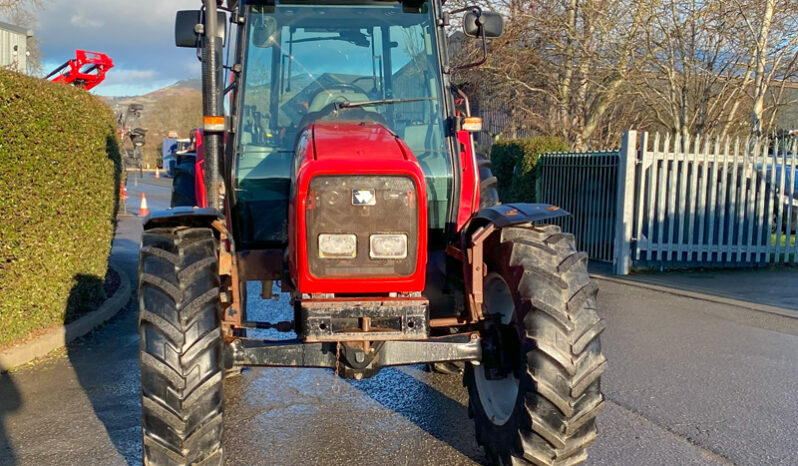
[475,272,520,426]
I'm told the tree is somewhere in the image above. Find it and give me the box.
[732,0,798,138]
[451,0,660,149]
[634,0,752,139]
[138,90,203,166]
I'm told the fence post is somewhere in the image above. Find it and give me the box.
[614,130,637,274]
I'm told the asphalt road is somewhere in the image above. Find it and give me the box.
[1,173,796,465]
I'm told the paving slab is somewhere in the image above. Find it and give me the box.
[590,262,798,315]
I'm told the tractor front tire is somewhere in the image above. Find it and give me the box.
[466,224,606,465]
[139,227,224,466]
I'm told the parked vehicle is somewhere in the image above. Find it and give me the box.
[137,2,606,465]
[170,130,203,207]
[160,137,177,175]
[758,156,798,233]
[161,137,192,177]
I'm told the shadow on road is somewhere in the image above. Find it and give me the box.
[0,371,21,465]
[65,270,141,465]
[349,366,487,464]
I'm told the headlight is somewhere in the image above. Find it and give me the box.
[318,234,357,258]
[370,234,408,259]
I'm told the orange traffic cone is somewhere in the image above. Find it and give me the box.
[139,193,149,217]
[155,166,160,179]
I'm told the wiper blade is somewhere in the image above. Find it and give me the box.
[337,97,435,109]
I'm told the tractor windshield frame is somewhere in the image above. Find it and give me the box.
[229,0,458,243]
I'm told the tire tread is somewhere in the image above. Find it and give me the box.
[139,227,223,466]
[467,225,605,465]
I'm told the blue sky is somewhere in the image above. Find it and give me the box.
[34,0,201,96]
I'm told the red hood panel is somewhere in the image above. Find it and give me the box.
[311,122,408,161]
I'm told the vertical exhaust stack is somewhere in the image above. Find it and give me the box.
[202,0,223,211]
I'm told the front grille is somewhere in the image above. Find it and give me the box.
[306,175,419,278]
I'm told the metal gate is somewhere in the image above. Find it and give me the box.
[536,131,798,273]
[616,131,798,274]
[537,151,618,262]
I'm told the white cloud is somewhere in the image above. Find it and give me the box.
[102,68,159,84]
[69,14,103,28]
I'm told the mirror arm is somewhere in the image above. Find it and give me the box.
[448,27,488,73]
[447,6,488,74]
[448,5,481,16]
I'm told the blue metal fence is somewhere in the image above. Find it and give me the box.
[536,151,619,262]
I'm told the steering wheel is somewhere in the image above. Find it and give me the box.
[297,83,387,133]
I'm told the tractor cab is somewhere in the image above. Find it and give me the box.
[230,1,453,251]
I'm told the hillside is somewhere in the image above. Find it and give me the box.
[102,77,201,109]
[103,78,202,167]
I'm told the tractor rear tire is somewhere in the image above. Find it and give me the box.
[139,227,224,466]
[171,156,197,207]
[465,224,606,465]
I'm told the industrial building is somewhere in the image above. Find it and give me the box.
[0,20,33,74]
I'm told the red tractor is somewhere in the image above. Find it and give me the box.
[138,1,606,465]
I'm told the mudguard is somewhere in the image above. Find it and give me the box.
[142,207,223,230]
[471,203,568,230]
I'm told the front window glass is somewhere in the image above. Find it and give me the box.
[236,1,451,231]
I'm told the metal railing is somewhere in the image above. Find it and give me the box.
[616,131,798,273]
[536,131,798,273]
[537,151,619,262]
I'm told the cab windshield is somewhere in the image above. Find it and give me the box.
[235,1,451,240]
[240,2,447,153]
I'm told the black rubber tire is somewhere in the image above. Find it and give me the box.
[171,155,197,207]
[478,153,500,209]
[139,227,224,466]
[465,224,606,465]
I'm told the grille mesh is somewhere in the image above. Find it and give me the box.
[306,175,419,277]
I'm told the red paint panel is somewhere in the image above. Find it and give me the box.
[455,129,480,231]
[193,129,208,208]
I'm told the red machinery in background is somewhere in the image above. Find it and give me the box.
[46,50,113,91]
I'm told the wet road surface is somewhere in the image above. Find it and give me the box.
[1,173,796,465]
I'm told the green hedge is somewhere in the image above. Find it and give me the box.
[490,136,569,203]
[0,70,121,348]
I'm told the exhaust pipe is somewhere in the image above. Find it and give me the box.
[202,0,223,211]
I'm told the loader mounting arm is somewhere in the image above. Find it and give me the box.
[46,50,114,91]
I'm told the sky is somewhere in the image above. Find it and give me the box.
[34,0,201,96]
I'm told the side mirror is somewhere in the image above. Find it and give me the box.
[252,16,278,48]
[175,10,227,48]
[463,11,504,39]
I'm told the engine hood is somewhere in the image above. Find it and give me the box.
[309,121,414,162]
[288,120,428,294]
